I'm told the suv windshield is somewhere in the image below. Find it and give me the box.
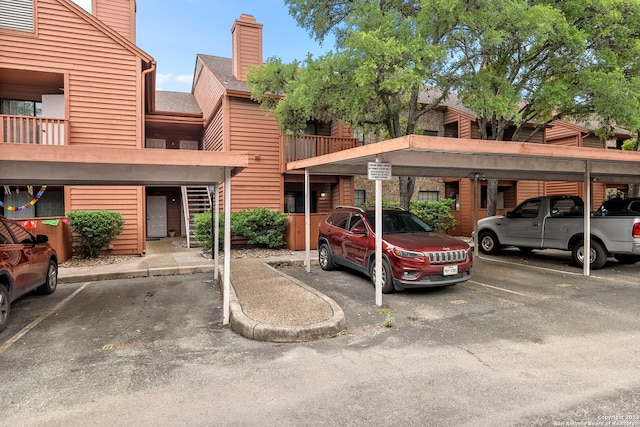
[366,211,433,234]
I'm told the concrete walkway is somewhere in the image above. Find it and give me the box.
[58,239,346,342]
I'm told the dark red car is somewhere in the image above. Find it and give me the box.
[0,216,58,332]
[318,206,472,293]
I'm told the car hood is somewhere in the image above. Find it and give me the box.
[478,215,506,226]
[384,232,469,252]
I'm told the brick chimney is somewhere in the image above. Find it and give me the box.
[231,14,263,82]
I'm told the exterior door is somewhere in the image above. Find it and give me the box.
[147,196,167,238]
[342,214,369,265]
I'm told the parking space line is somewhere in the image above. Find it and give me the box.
[0,281,92,354]
[468,280,537,298]
[478,255,600,277]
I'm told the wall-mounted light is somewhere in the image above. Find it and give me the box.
[320,192,327,198]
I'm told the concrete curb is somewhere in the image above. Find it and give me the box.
[58,265,215,284]
[229,261,347,343]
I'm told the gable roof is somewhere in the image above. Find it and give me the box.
[197,54,250,93]
[155,91,202,115]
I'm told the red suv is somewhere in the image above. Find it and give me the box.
[318,206,472,293]
[1,216,58,332]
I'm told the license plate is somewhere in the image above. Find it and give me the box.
[443,265,458,276]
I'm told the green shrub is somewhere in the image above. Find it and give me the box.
[194,211,224,251]
[66,210,125,258]
[232,208,288,248]
[409,198,458,232]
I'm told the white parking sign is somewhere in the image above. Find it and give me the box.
[367,162,392,180]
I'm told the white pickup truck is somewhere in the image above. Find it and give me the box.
[477,195,640,269]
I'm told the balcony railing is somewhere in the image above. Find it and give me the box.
[284,135,359,163]
[1,115,66,145]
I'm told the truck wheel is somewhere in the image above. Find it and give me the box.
[572,239,608,269]
[613,254,640,265]
[479,231,501,255]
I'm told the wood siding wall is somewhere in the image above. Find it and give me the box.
[584,135,604,149]
[228,97,282,211]
[1,0,143,149]
[204,109,225,151]
[517,180,545,201]
[1,0,147,254]
[94,0,135,43]
[194,64,226,124]
[546,122,584,145]
[65,186,144,255]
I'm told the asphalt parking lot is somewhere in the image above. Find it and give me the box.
[1,249,639,427]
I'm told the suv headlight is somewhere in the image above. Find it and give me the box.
[392,247,425,258]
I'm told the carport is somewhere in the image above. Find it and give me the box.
[288,134,640,305]
[0,144,249,325]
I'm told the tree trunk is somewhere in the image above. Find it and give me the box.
[486,178,498,217]
[399,176,415,211]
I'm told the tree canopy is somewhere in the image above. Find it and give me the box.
[248,0,640,210]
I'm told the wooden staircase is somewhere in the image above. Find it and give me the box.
[181,186,212,248]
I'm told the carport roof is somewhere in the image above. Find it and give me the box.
[0,144,248,186]
[287,135,640,184]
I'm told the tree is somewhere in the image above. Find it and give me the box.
[253,0,640,213]
[250,0,457,210]
[451,0,640,214]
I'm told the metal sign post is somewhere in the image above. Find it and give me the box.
[368,159,392,307]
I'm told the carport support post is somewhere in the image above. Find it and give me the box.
[305,168,311,273]
[214,183,220,282]
[375,158,383,307]
[473,173,479,258]
[584,161,591,276]
[223,167,232,325]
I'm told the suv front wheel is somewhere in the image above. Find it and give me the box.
[370,258,395,294]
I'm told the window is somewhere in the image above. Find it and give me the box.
[283,191,317,213]
[1,187,65,219]
[348,215,365,232]
[512,199,541,218]
[355,190,366,207]
[418,191,439,202]
[551,198,583,216]
[326,212,350,229]
[0,0,34,32]
[1,99,42,117]
[422,130,438,137]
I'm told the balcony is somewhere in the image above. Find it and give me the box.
[283,135,359,163]
[1,115,66,145]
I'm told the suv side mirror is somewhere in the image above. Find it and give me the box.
[35,234,49,244]
[351,226,367,235]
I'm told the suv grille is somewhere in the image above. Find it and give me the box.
[427,250,467,264]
